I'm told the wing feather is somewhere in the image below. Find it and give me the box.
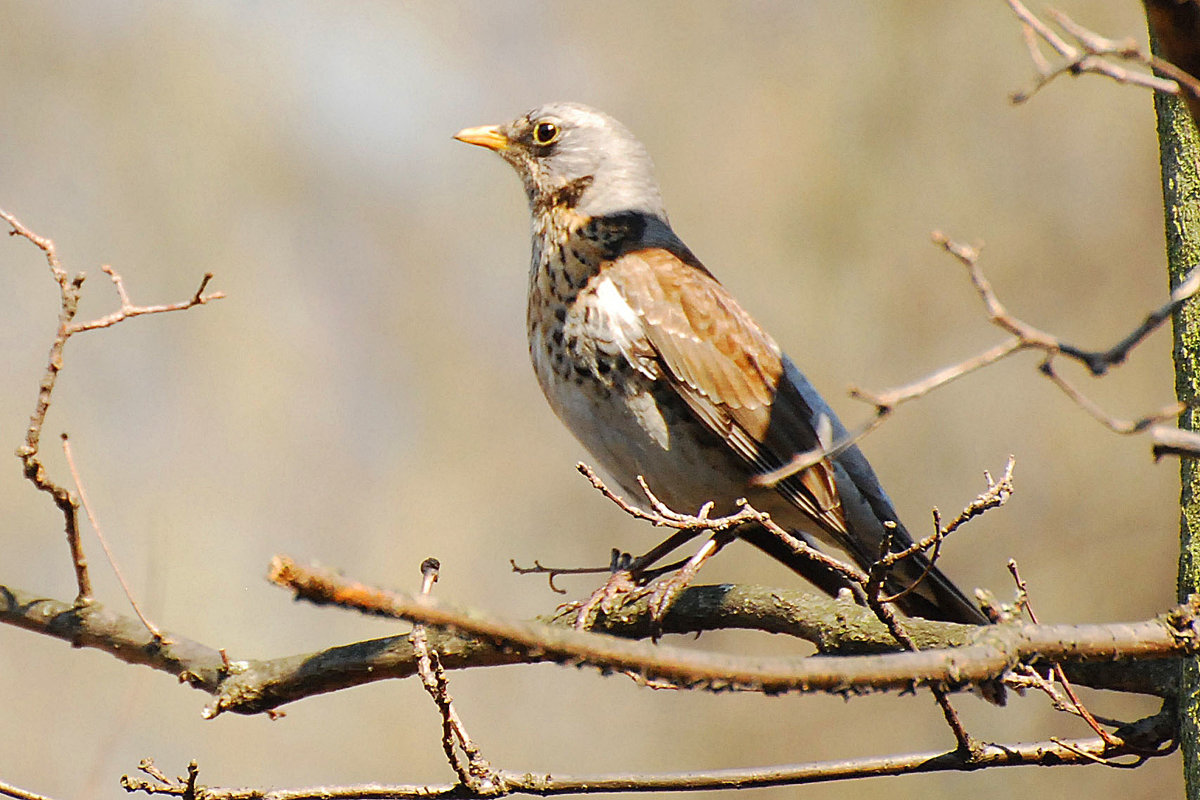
[603,247,851,544]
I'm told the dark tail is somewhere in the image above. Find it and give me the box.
[738,523,988,626]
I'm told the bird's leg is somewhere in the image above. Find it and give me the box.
[646,528,739,633]
[569,567,642,630]
[623,527,706,574]
[568,528,706,630]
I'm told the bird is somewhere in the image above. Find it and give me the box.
[454,102,987,625]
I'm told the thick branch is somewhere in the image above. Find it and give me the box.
[268,558,1200,699]
[2,576,1185,719]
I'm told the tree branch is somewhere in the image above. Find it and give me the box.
[1007,0,1200,109]
[3,207,224,602]
[122,706,1177,798]
[2,573,1186,720]
[758,230,1198,486]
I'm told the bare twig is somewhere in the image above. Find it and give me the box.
[3,208,223,600]
[575,463,763,533]
[875,457,1014,580]
[1153,425,1200,461]
[410,558,501,795]
[1006,0,1200,105]
[578,464,873,590]
[862,524,978,751]
[1038,360,1183,434]
[567,466,837,629]
[570,464,891,636]
[930,457,1015,543]
[61,434,166,642]
[1007,560,1120,747]
[863,236,1191,448]
[0,778,60,800]
[929,234,1193,450]
[931,685,974,754]
[509,558,608,594]
[578,456,1002,746]
[1062,265,1200,375]
[760,232,1199,487]
[71,265,221,334]
[6,208,90,599]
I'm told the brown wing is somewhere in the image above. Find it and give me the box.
[603,247,852,544]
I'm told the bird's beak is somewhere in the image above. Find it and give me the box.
[453,124,509,152]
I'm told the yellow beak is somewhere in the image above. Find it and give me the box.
[453,124,509,152]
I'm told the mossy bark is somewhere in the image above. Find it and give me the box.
[1151,34,1200,799]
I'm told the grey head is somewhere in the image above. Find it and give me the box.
[454,102,668,222]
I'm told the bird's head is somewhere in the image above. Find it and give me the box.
[455,102,667,221]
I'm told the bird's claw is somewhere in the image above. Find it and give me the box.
[567,569,645,630]
[645,561,705,638]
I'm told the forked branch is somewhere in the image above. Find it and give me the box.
[756,233,1198,487]
[1006,0,1200,109]
[3,207,223,602]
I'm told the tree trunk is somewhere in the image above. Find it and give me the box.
[1152,28,1200,799]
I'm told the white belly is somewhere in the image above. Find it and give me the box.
[530,333,754,518]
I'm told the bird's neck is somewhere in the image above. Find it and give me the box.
[526,209,650,319]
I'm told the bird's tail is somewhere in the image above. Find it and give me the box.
[738,522,988,625]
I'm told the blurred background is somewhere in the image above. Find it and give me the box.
[0,2,1179,798]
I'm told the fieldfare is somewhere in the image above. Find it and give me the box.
[455,103,986,625]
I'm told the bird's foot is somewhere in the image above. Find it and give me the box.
[645,568,694,630]
[564,568,647,630]
[645,532,735,637]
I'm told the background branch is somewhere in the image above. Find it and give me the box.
[1008,0,1200,112]
[758,231,1195,487]
[2,208,223,602]
[123,706,1178,798]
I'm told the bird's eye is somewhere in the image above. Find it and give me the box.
[533,121,560,146]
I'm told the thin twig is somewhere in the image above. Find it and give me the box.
[877,458,1013,572]
[578,456,1002,722]
[1006,0,1200,104]
[0,779,60,800]
[579,465,874,589]
[509,558,608,593]
[760,232,1199,487]
[410,558,502,795]
[3,208,223,600]
[1038,360,1183,434]
[863,524,979,752]
[61,434,166,641]
[1153,425,1200,461]
[1008,560,1119,747]
[575,463,764,532]
[71,266,221,334]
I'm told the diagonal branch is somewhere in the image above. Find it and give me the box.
[759,232,1198,487]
